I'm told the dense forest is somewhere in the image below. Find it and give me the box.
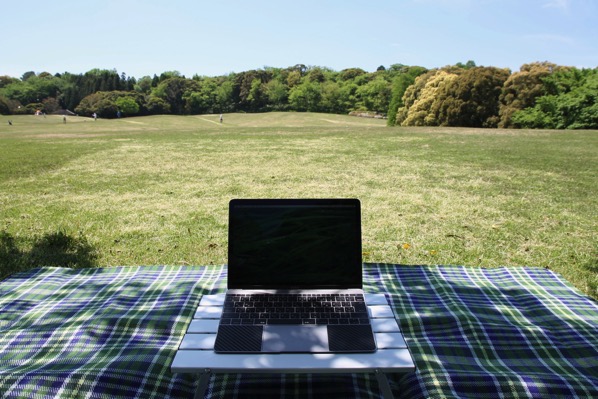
[1,61,597,129]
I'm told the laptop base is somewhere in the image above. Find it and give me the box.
[172,293,415,399]
[214,324,376,353]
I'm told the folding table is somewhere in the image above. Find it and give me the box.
[172,293,415,399]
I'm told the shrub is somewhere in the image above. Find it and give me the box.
[75,91,144,118]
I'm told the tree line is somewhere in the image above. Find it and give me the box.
[1,62,596,129]
[393,62,598,129]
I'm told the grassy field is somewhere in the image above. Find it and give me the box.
[1,112,596,298]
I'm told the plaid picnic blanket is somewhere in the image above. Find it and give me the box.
[381,265,598,399]
[0,265,596,398]
[203,265,598,399]
[0,266,218,398]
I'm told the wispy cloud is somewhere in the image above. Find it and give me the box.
[542,0,571,11]
[411,0,474,7]
[523,33,576,46]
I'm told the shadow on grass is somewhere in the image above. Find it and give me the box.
[583,256,597,274]
[0,231,98,281]
[582,257,598,299]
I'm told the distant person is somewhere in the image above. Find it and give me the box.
[117,111,122,118]
[93,112,97,121]
[63,116,67,124]
[219,114,223,123]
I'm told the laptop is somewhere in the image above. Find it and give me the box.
[214,198,377,353]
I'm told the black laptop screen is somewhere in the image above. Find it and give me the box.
[228,199,362,289]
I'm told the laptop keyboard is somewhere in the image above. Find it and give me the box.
[220,293,370,326]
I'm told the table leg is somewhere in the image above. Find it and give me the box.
[375,369,395,399]
[194,369,211,399]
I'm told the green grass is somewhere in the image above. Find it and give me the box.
[1,113,596,298]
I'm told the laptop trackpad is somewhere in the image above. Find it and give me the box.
[262,325,329,352]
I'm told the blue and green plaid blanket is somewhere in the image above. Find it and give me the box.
[0,266,217,398]
[0,265,596,398]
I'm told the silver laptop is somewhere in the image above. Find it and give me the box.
[214,198,377,353]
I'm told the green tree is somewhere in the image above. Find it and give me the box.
[185,77,218,114]
[498,62,564,128]
[21,71,36,81]
[0,80,33,106]
[387,66,427,125]
[54,69,125,111]
[0,95,10,114]
[433,67,510,127]
[0,73,62,107]
[145,95,171,114]
[41,97,61,114]
[158,71,183,82]
[83,69,123,93]
[75,91,144,118]
[512,68,598,129]
[397,70,460,126]
[320,81,346,114]
[247,78,265,111]
[55,72,81,110]
[288,81,322,111]
[134,76,153,94]
[340,68,366,81]
[307,67,326,83]
[337,81,359,112]
[115,96,140,116]
[455,60,477,69]
[286,70,302,88]
[510,98,557,128]
[265,78,289,110]
[356,76,391,113]
[236,70,272,111]
[215,79,235,113]
[152,77,200,114]
[0,75,19,88]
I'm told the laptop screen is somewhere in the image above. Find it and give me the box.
[228,199,362,289]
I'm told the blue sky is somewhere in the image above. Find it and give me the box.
[2,0,596,79]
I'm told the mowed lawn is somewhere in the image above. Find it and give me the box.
[0,113,596,298]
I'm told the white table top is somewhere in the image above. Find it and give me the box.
[171,293,415,374]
